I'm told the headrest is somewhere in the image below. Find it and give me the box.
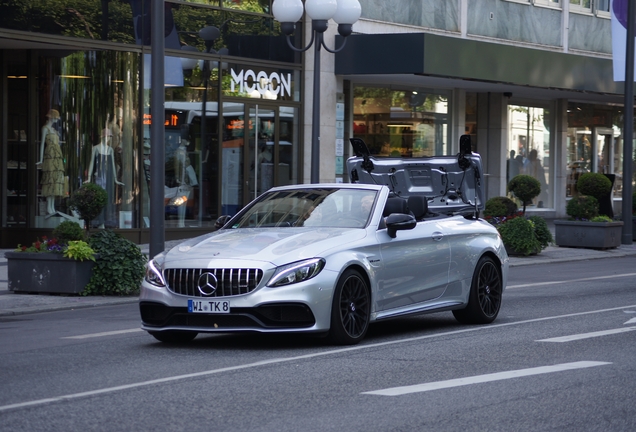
[383,197,408,217]
[407,195,428,219]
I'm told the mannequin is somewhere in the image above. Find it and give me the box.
[174,140,192,227]
[87,125,124,228]
[37,109,65,216]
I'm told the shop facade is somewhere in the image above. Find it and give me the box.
[0,0,303,248]
[312,0,631,226]
[1,1,634,249]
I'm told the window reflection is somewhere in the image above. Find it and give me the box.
[507,105,552,209]
[33,51,140,229]
[353,87,450,157]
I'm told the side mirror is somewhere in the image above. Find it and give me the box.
[385,213,416,238]
[214,215,232,230]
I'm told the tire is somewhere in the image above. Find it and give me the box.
[149,330,198,344]
[328,269,371,345]
[452,256,502,325]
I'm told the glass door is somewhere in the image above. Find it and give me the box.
[247,104,276,202]
[220,102,298,217]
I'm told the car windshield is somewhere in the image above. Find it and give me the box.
[230,188,377,229]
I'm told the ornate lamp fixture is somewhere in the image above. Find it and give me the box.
[273,0,361,182]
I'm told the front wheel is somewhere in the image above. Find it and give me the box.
[328,269,371,345]
[148,330,198,344]
[452,256,502,324]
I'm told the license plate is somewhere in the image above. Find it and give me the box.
[188,299,230,314]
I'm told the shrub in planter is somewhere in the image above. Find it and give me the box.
[528,215,553,249]
[68,183,107,234]
[577,172,612,201]
[497,217,541,256]
[8,237,96,294]
[508,174,541,214]
[85,229,147,296]
[484,196,518,218]
[577,172,613,218]
[52,220,86,245]
[566,195,599,220]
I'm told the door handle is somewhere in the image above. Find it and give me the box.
[432,232,444,242]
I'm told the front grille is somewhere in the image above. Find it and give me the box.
[164,268,264,297]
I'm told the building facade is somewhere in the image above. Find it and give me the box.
[1,0,305,248]
[328,0,632,222]
[0,0,633,249]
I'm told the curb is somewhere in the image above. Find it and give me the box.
[0,296,138,317]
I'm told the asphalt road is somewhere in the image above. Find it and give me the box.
[0,257,635,432]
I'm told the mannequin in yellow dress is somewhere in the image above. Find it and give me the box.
[36,109,65,216]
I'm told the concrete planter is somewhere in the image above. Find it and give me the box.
[5,252,96,294]
[554,220,624,249]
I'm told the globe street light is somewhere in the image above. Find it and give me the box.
[273,0,361,183]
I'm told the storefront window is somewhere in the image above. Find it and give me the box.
[507,104,553,209]
[567,103,623,199]
[30,50,141,230]
[353,87,450,157]
[0,1,294,64]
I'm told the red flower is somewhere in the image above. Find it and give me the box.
[34,241,41,250]
[21,245,27,251]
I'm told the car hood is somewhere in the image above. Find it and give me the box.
[162,228,368,266]
[347,138,485,215]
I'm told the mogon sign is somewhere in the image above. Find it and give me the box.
[230,68,292,98]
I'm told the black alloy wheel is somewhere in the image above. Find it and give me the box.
[452,256,502,324]
[329,269,371,345]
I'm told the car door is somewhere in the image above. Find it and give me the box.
[375,219,450,311]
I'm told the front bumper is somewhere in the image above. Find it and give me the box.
[139,269,338,334]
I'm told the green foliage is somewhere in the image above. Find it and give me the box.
[566,195,599,220]
[576,173,612,200]
[528,216,553,249]
[84,230,147,296]
[63,240,96,262]
[497,217,541,256]
[632,191,636,214]
[590,215,613,223]
[484,196,518,218]
[508,175,541,214]
[69,183,107,230]
[52,220,85,245]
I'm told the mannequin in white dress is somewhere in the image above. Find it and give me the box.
[86,128,124,228]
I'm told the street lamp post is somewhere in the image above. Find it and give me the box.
[273,0,361,183]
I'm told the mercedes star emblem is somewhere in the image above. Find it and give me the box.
[197,272,218,296]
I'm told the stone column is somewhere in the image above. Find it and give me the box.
[476,93,508,201]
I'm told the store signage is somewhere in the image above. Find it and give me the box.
[230,68,292,98]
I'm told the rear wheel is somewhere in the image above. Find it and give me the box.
[453,256,502,324]
[328,269,371,345]
[149,330,198,344]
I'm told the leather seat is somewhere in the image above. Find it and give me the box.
[407,195,428,220]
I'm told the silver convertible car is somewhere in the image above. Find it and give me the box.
[140,138,509,345]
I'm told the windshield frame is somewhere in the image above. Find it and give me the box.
[228,187,379,229]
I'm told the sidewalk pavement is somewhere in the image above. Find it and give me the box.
[1,234,635,317]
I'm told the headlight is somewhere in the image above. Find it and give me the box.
[145,256,166,287]
[267,258,325,287]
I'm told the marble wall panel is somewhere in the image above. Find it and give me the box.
[568,14,611,54]
[359,0,459,31]
[469,0,561,47]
